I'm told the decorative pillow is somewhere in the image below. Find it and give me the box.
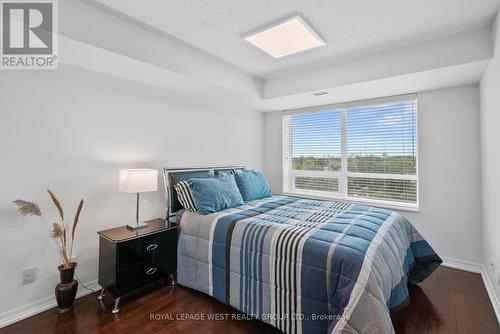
[215,169,244,177]
[215,170,235,177]
[234,170,273,202]
[174,181,197,212]
[189,175,244,214]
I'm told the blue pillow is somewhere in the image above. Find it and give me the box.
[234,170,273,202]
[189,175,244,214]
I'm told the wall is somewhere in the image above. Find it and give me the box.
[264,84,483,264]
[61,0,262,99]
[264,28,491,98]
[0,65,263,323]
[480,8,500,308]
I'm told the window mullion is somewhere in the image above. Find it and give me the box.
[282,115,292,194]
[339,109,348,198]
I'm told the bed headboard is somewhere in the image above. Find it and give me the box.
[162,165,246,221]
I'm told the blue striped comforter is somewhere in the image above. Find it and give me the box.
[177,195,442,334]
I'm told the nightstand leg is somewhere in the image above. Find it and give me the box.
[112,297,120,314]
[170,273,176,286]
[97,289,105,300]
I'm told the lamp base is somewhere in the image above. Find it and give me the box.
[126,222,149,231]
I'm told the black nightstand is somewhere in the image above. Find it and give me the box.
[97,218,178,313]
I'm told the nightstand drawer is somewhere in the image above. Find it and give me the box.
[116,262,163,296]
[117,230,175,271]
[117,238,145,270]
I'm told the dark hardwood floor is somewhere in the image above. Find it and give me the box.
[2,267,499,334]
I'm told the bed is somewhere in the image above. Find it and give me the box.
[163,166,442,334]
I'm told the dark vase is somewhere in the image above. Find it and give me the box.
[55,262,78,313]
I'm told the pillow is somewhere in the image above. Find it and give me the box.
[215,168,244,177]
[234,170,273,202]
[174,181,197,212]
[189,175,244,214]
[215,170,235,177]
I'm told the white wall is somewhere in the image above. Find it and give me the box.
[264,84,483,264]
[264,28,491,98]
[480,8,500,306]
[61,0,261,99]
[0,65,263,321]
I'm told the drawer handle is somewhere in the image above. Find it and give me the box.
[146,267,158,275]
[146,244,158,251]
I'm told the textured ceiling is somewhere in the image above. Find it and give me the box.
[93,0,500,78]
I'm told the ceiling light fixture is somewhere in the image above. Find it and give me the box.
[244,15,325,58]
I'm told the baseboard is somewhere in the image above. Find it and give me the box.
[0,280,101,328]
[441,256,499,324]
[440,256,483,274]
[481,265,500,323]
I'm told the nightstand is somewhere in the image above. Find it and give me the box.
[97,218,178,313]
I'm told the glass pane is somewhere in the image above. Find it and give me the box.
[348,177,417,203]
[347,101,416,175]
[295,176,338,192]
[291,110,342,171]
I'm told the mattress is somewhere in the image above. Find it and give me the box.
[177,195,441,334]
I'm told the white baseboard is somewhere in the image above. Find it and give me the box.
[0,280,101,329]
[441,256,483,274]
[441,256,500,324]
[481,265,500,323]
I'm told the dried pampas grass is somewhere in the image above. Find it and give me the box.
[52,223,64,238]
[47,189,64,221]
[69,199,84,262]
[13,200,41,216]
[72,199,83,241]
[13,191,84,269]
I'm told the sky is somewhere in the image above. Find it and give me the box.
[291,101,416,158]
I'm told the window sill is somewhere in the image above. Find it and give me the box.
[281,191,420,213]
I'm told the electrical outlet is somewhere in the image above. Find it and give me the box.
[22,267,36,285]
[71,256,78,263]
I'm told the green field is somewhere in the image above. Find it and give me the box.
[292,155,416,174]
[295,176,339,192]
[292,156,417,203]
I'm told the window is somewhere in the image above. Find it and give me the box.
[283,95,418,210]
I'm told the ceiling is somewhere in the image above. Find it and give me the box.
[93,0,499,78]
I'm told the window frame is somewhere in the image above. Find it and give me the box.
[282,94,419,212]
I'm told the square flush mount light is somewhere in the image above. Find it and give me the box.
[244,16,325,58]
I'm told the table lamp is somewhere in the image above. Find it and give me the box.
[118,168,158,230]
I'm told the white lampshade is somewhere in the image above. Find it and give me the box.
[118,169,158,193]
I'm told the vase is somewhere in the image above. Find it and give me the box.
[55,262,78,313]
